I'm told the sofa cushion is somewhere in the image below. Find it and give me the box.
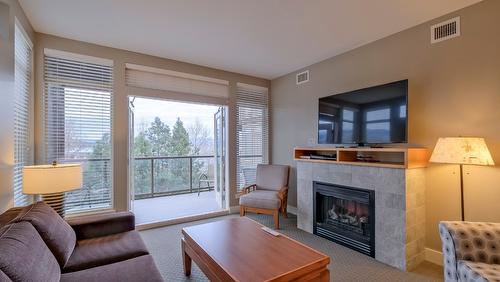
[255,164,289,191]
[240,190,280,209]
[67,211,135,240]
[14,201,76,267]
[60,255,163,282]
[0,222,60,282]
[0,269,12,282]
[63,230,149,273]
[458,260,500,282]
[0,207,22,229]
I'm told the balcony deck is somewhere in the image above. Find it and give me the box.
[133,191,223,225]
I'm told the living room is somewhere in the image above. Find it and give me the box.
[1,0,499,281]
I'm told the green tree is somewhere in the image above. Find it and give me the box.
[169,117,191,156]
[146,117,171,156]
[133,130,153,195]
[133,131,152,157]
[91,133,111,158]
[86,133,112,205]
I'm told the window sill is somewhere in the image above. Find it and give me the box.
[64,208,116,219]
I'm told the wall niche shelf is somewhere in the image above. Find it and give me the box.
[294,147,429,169]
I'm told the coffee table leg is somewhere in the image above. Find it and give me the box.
[319,268,330,282]
[181,238,192,276]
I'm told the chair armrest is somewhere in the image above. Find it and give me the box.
[277,186,288,200]
[439,221,500,281]
[235,184,257,199]
[66,211,135,240]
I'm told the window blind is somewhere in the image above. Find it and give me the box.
[44,50,113,214]
[125,63,229,98]
[236,83,269,191]
[13,23,33,207]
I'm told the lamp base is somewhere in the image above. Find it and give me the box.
[42,193,65,217]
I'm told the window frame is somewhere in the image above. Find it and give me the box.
[235,83,269,191]
[43,49,114,215]
[13,19,34,207]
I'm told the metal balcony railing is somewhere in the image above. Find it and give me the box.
[133,155,215,200]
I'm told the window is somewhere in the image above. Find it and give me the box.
[341,109,354,143]
[236,83,269,190]
[399,105,406,118]
[365,107,391,143]
[44,50,113,214]
[13,22,33,206]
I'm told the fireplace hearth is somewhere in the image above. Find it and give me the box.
[313,181,375,257]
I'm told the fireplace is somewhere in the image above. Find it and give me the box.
[313,181,375,257]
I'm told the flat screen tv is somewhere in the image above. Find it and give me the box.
[318,80,408,145]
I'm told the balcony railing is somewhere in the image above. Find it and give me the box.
[133,155,215,200]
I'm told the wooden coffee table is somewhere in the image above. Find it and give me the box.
[181,217,330,281]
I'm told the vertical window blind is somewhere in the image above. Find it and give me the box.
[44,50,113,214]
[13,23,33,207]
[236,83,269,190]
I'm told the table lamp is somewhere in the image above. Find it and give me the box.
[429,137,494,221]
[23,162,82,217]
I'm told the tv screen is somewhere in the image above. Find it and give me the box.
[318,80,408,145]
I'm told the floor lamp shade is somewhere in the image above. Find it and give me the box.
[429,137,494,166]
[23,164,82,216]
[429,137,494,221]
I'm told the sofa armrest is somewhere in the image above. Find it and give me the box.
[66,211,135,240]
[439,221,500,282]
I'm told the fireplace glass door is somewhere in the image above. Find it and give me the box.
[314,182,375,257]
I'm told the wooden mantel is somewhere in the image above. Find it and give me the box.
[294,147,429,169]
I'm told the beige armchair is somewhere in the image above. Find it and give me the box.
[238,164,290,229]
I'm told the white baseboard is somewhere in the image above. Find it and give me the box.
[425,248,443,266]
[287,205,297,215]
[229,206,240,214]
[136,209,230,231]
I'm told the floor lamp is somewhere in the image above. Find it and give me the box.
[23,163,82,217]
[429,137,494,221]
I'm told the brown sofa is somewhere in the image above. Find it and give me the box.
[0,201,163,282]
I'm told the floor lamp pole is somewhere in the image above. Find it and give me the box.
[459,164,465,221]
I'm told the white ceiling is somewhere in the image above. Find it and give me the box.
[20,0,482,79]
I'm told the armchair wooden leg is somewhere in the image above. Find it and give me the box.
[240,206,245,216]
[273,210,280,229]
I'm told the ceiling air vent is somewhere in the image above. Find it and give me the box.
[296,70,309,85]
[431,17,460,44]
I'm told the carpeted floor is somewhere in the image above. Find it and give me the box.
[140,214,443,281]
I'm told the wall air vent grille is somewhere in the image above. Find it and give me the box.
[431,17,460,44]
[296,70,309,85]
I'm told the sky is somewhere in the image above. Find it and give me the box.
[131,97,220,136]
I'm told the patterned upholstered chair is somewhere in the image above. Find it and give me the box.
[439,221,500,282]
[238,164,290,229]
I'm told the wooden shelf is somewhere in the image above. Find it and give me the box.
[294,147,429,169]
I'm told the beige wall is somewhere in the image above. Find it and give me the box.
[0,0,34,212]
[33,33,270,212]
[271,0,500,252]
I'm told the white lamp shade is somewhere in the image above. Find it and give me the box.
[23,164,83,194]
[430,137,495,166]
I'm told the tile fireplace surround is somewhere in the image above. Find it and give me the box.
[296,161,426,271]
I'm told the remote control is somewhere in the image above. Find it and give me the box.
[261,226,280,236]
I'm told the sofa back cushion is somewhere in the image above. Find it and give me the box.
[14,201,76,267]
[0,269,12,282]
[0,222,60,282]
[0,207,22,230]
[256,164,290,191]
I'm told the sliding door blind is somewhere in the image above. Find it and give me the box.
[44,51,113,214]
[13,24,33,206]
[125,64,229,98]
[236,84,269,190]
